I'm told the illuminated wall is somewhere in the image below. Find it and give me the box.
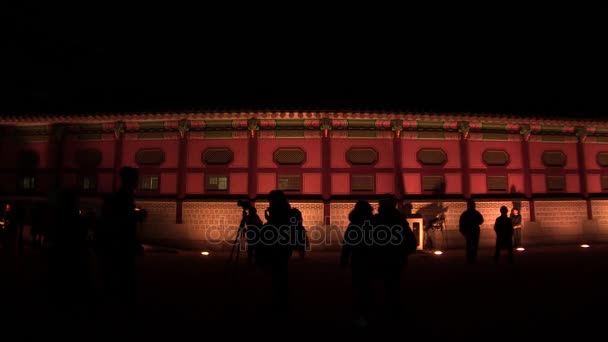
[3,113,608,248]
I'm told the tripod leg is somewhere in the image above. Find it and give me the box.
[231,226,246,279]
[228,233,239,265]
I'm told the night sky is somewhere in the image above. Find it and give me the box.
[1,4,606,119]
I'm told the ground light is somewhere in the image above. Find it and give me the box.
[433,250,443,255]
[580,244,591,248]
[516,247,525,251]
[201,251,210,256]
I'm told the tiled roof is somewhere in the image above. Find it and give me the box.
[0,110,605,127]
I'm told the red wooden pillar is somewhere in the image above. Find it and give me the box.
[392,120,404,209]
[459,122,471,199]
[520,125,535,221]
[176,119,189,224]
[576,127,592,219]
[322,119,332,225]
[248,118,259,201]
[47,124,66,189]
[112,122,125,191]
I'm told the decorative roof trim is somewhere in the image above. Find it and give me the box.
[2,113,608,136]
[0,111,606,127]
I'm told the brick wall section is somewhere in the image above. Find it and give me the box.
[134,198,601,249]
[533,200,586,243]
[330,202,380,233]
[589,200,608,242]
[181,202,243,245]
[255,201,328,249]
[329,202,381,249]
[253,201,325,228]
[171,201,326,250]
[475,200,530,247]
[412,201,465,249]
[137,201,177,240]
[411,201,531,248]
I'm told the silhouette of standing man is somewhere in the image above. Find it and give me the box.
[494,206,514,263]
[340,200,374,327]
[459,200,484,264]
[99,167,146,315]
[257,190,303,316]
[371,195,417,318]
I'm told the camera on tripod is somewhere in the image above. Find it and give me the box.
[236,199,252,210]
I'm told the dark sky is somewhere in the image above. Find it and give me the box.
[1,4,606,119]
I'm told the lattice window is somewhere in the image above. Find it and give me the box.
[206,175,229,191]
[546,176,565,191]
[422,176,445,192]
[602,176,608,190]
[277,175,302,191]
[274,148,306,165]
[17,150,39,170]
[139,175,160,191]
[20,176,36,190]
[351,175,375,192]
[346,148,378,165]
[483,150,510,166]
[542,151,566,167]
[597,152,608,167]
[75,149,102,168]
[487,176,508,191]
[81,176,97,191]
[417,149,447,166]
[135,149,165,166]
[203,148,234,165]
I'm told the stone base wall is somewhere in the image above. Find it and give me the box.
[9,197,606,250]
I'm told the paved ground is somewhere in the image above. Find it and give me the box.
[2,243,607,340]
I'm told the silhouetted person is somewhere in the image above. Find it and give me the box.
[84,209,98,245]
[494,206,514,263]
[14,203,25,255]
[459,200,484,264]
[244,206,263,264]
[370,195,416,319]
[415,202,448,251]
[99,167,146,318]
[30,204,45,248]
[0,202,21,257]
[290,206,308,256]
[257,190,305,316]
[46,190,89,315]
[510,208,522,248]
[0,202,10,253]
[340,200,374,326]
[423,204,447,252]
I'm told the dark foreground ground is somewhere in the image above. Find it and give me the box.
[1,243,607,341]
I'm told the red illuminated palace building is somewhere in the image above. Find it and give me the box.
[2,111,608,249]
